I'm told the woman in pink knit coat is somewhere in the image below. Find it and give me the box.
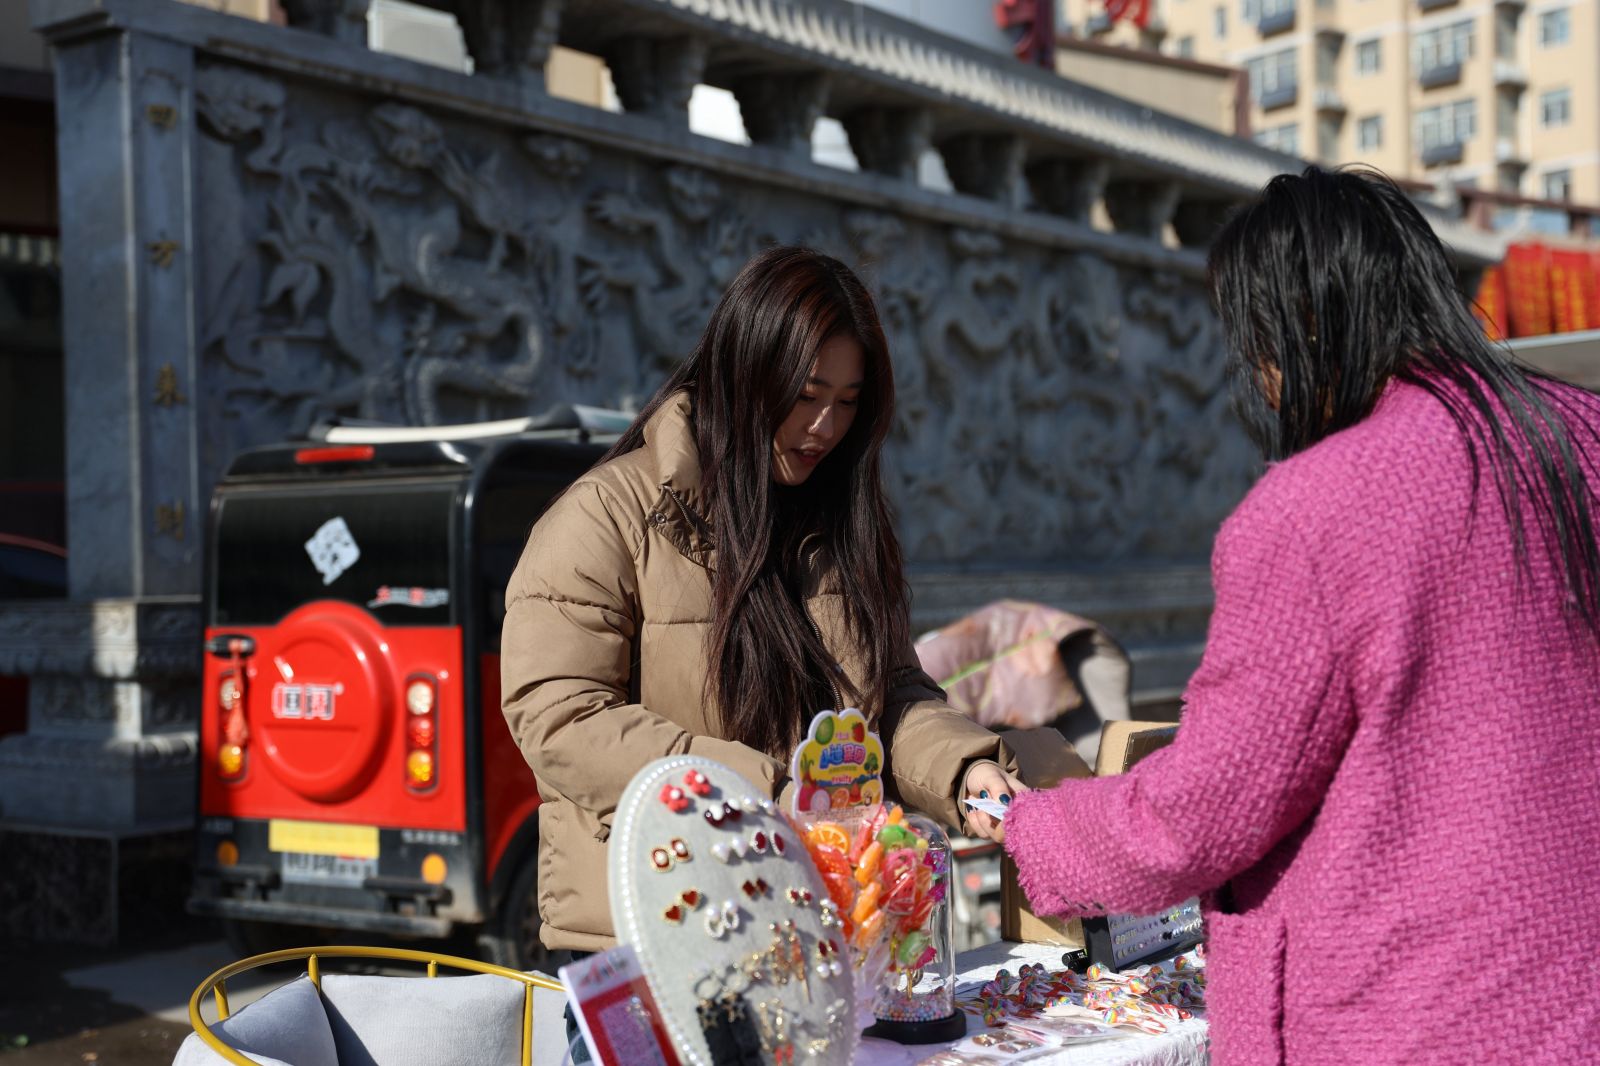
[1002,168,1600,1063]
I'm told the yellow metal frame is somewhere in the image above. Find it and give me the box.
[187,946,564,1066]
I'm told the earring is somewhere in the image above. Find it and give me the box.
[772,833,786,856]
[712,837,748,864]
[785,887,814,907]
[684,769,713,797]
[742,877,771,899]
[749,830,769,854]
[814,938,843,978]
[663,889,702,923]
[650,846,673,872]
[659,783,691,813]
[705,900,742,939]
[705,800,742,827]
[819,900,840,928]
[670,837,692,862]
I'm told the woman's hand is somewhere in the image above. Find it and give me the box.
[963,761,1029,843]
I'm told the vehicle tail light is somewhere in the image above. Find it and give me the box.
[405,675,439,792]
[294,445,375,464]
[218,669,248,782]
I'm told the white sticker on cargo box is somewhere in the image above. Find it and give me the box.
[304,516,361,586]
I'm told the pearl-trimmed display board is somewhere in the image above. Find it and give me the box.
[610,756,858,1065]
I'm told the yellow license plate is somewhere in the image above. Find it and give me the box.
[268,819,379,860]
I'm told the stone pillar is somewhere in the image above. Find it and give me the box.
[0,599,199,943]
[841,106,932,181]
[604,35,708,124]
[452,0,565,92]
[731,72,829,154]
[1026,157,1110,223]
[6,17,205,943]
[280,0,373,45]
[938,133,1027,209]
[1104,179,1182,241]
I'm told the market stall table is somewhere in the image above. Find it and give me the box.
[855,941,1208,1066]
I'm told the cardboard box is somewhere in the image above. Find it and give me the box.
[999,720,1180,945]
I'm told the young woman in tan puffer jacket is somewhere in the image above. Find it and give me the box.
[500,247,1028,966]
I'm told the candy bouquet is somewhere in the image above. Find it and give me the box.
[796,801,951,1030]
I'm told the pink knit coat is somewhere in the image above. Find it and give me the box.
[1005,379,1600,1064]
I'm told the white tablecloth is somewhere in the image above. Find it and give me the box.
[854,942,1208,1066]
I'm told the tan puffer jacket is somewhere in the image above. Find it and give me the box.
[501,393,1016,952]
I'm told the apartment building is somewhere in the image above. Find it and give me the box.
[1060,0,1600,205]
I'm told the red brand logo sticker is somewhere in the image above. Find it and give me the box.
[271,682,344,720]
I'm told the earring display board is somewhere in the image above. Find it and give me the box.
[610,756,858,1066]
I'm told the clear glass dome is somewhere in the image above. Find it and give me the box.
[866,811,962,1040]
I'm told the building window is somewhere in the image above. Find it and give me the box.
[1495,9,1520,59]
[1355,38,1381,74]
[1357,114,1384,149]
[1176,35,1197,57]
[1544,169,1572,201]
[1241,0,1260,21]
[1215,6,1228,37]
[1416,98,1477,151]
[1538,8,1570,47]
[1254,122,1301,155]
[1246,46,1299,101]
[1540,88,1572,127]
[1258,0,1293,20]
[1415,20,1475,73]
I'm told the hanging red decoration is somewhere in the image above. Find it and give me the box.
[1104,0,1155,29]
[993,0,1058,67]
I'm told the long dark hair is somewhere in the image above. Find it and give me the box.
[604,246,910,757]
[1208,165,1600,638]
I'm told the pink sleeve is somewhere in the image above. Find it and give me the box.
[1004,493,1357,916]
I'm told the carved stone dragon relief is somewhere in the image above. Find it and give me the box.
[191,64,1249,564]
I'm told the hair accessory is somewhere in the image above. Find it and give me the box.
[684,769,713,797]
[659,783,691,812]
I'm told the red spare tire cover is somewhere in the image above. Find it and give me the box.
[252,601,395,803]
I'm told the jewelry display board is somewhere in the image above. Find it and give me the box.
[610,756,858,1066]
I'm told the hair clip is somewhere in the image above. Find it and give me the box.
[663,889,703,923]
[706,900,742,939]
[742,877,772,899]
[712,837,749,864]
[684,769,713,797]
[659,783,691,813]
[749,830,769,854]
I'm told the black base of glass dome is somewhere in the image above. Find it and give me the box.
[863,1010,969,1044]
